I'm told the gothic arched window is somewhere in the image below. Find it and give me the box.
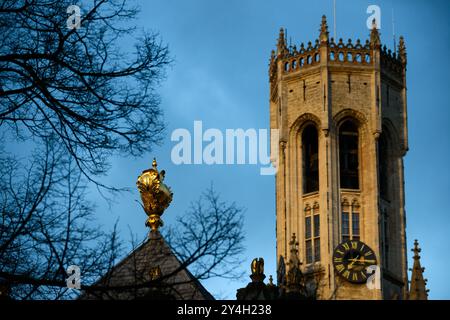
[339,120,359,189]
[302,124,319,193]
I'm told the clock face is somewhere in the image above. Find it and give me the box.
[333,240,377,284]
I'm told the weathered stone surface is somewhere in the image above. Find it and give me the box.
[270,17,408,300]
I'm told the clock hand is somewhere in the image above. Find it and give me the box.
[360,259,376,264]
[348,258,377,264]
[348,254,360,270]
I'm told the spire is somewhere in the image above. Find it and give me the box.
[319,15,329,43]
[398,35,407,65]
[286,233,305,294]
[277,27,288,57]
[409,240,429,300]
[370,18,381,48]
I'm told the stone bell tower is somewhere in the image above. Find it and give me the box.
[270,16,409,299]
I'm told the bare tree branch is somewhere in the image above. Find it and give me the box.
[0,0,172,188]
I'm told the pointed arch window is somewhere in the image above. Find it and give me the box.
[302,124,319,193]
[339,120,359,189]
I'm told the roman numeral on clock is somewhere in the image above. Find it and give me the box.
[335,264,345,272]
[364,250,373,257]
[334,257,343,263]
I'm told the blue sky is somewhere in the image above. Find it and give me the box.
[86,0,450,299]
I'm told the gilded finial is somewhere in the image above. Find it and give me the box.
[136,158,173,233]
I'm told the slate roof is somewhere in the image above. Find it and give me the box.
[79,231,214,300]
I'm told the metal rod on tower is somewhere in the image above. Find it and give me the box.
[392,7,396,51]
[333,0,337,39]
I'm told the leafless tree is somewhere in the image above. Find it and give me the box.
[1,174,245,299]
[0,137,123,299]
[77,187,246,300]
[0,0,171,187]
[0,0,245,300]
[165,187,245,281]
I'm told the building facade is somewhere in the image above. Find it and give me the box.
[270,16,409,299]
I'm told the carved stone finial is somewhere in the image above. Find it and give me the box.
[398,36,407,65]
[412,239,421,259]
[370,18,381,48]
[277,28,288,57]
[286,233,305,294]
[372,18,377,29]
[269,49,277,70]
[319,15,329,43]
[268,275,274,287]
[270,49,276,60]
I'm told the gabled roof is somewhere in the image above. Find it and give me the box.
[79,231,214,300]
